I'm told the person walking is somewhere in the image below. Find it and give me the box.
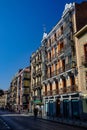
[33,107,38,120]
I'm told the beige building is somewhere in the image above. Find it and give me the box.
[30,47,43,111]
[7,76,18,111]
[0,91,8,109]
[41,2,87,119]
[75,25,87,117]
[7,66,31,112]
[16,67,31,112]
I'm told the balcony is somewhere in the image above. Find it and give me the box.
[47,73,51,79]
[59,87,67,94]
[64,43,71,51]
[36,58,42,65]
[51,54,56,61]
[45,68,65,80]
[46,58,51,63]
[58,67,65,74]
[32,72,36,78]
[43,91,47,96]
[65,61,76,71]
[65,62,72,71]
[58,48,64,57]
[47,90,52,96]
[32,82,41,90]
[52,89,59,95]
[59,88,63,94]
[81,55,87,67]
[32,61,36,67]
[67,85,78,93]
[36,81,41,87]
[71,85,78,92]
[36,68,42,76]
[63,87,67,93]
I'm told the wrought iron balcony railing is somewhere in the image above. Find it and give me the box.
[47,90,52,96]
[52,89,59,95]
[67,85,78,92]
[36,68,42,76]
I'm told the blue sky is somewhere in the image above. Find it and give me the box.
[0,0,84,90]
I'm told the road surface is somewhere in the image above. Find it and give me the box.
[0,110,86,130]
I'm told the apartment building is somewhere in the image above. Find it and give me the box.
[7,76,18,111]
[17,67,31,112]
[75,25,87,118]
[7,67,31,112]
[30,47,43,111]
[41,2,87,119]
[0,90,8,109]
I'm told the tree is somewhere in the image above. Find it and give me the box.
[0,89,4,96]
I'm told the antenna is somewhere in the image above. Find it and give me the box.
[43,24,46,33]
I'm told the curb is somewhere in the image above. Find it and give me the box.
[37,117,87,129]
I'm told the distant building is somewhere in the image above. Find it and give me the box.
[0,90,8,109]
[17,67,31,112]
[30,47,43,111]
[7,66,31,112]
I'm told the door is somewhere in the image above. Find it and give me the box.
[63,100,69,118]
[71,100,79,119]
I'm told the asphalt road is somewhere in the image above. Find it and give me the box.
[0,110,86,130]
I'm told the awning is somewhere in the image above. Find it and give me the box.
[33,100,44,105]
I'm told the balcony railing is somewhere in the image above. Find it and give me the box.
[47,90,52,96]
[45,68,65,80]
[58,48,64,56]
[36,58,42,65]
[64,43,71,51]
[32,61,36,66]
[59,87,67,94]
[65,62,72,71]
[36,68,42,76]
[65,61,76,71]
[32,82,41,89]
[81,55,87,67]
[67,85,78,93]
[32,72,36,78]
[43,91,47,96]
[46,58,51,63]
[51,54,56,61]
[58,67,65,74]
[52,89,59,95]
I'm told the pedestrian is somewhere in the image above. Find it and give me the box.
[33,107,38,120]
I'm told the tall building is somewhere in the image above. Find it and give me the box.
[0,90,8,109]
[7,66,31,112]
[17,67,31,112]
[75,25,87,119]
[30,47,43,111]
[41,2,87,119]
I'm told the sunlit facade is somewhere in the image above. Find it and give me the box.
[75,25,87,119]
[17,67,31,111]
[30,47,43,111]
[41,2,87,119]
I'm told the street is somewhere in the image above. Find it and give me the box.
[0,110,86,130]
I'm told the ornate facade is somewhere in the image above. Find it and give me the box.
[30,47,43,110]
[41,2,87,119]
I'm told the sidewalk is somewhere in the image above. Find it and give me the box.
[17,112,87,128]
[37,114,87,129]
